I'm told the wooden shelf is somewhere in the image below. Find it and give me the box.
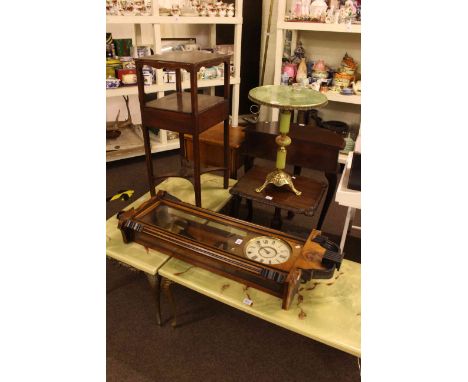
[106,76,240,98]
[106,126,180,162]
[106,15,242,24]
[325,92,361,105]
[278,21,361,33]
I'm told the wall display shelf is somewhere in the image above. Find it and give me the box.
[106,76,239,98]
[278,21,360,33]
[107,16,242,24]
[272,0,361,125]
[106,125,180,162]
[325,92,360,105]
[106,0,243,159]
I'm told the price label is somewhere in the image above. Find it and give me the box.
[265,196,273,200]
[243,297,253,306]
[235,238,243,245]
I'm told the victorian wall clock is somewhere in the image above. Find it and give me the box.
[117,191,343,310]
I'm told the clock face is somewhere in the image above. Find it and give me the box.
[244,236,292,265]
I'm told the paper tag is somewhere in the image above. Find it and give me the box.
[292,176,296,179]
[235,238,243,245]
[265,196,273,200]
[243,297,253,306]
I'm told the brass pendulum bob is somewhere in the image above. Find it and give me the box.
[255,110,302,196]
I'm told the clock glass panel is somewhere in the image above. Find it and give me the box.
[137,203,298,263]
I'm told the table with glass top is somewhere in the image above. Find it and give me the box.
[248,85,328,195]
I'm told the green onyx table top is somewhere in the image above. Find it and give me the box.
[248,85,328,111]
[159,257,361,356]
[106,174,237,275]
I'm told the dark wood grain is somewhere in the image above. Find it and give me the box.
[136,52,231,207]
[241,122,345,228]
[117,191,339,310]
[135,51,232,70]
[229,166,327,229]
[184,123,245,179]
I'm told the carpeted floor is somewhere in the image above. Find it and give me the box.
[106,151,361,382]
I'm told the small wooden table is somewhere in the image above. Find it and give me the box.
[135,51,232,207]
[241,122,345,229]
[183,122,245,179]
[229,165,327,229]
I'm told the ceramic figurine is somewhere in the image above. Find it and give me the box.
[310,80,321,91]
[171,5,181,16]
[227,3,234,17]
[106,78,121,89]
[291,41,305,64]
[313,59,326,71]
[296,58,308,83]
[282,63,297,81]
[292,0,302,18]
[218,6,226,17]
[352,80,361,94]
[309,0,328,19]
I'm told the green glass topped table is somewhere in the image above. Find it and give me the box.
[248,85,328,195]
[159,257,361,357]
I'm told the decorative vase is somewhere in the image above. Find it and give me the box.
[296,58,308,83]
[310,0,328,19]
[282,63,297,81]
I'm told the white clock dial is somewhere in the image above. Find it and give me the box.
[244,236,292,265]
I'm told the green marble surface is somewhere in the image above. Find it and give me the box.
[106,174,237,275]
[248,85,328,111]
[159,257,361,356]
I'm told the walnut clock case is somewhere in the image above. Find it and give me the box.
[117,191,343,310]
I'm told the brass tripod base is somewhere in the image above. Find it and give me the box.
[255,169,302,196]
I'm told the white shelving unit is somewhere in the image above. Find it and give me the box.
[272,0,361,165]
[106,0,243,162]
[277,20,361,33]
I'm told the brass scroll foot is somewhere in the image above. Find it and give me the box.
[255,169,302,196]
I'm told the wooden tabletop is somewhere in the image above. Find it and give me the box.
[230,166,327,216]
[135,51,232,69]
[145,93,226,114]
